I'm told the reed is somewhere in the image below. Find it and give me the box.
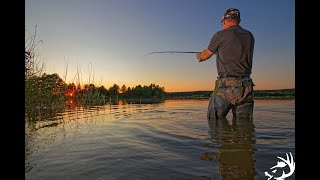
[25,26,166,109]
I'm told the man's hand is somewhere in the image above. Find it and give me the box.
[196,52,204,62]
[196,49,214,62]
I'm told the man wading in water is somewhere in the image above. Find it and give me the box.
[196,8,255,119]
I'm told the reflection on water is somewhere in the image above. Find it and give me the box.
[204,117,256,179]
[25,99,295,179]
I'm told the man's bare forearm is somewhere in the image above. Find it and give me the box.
[197,48,214,62]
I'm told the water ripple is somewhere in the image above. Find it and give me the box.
[25,99,295,179]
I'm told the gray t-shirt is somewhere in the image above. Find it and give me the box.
[208,25,254,76]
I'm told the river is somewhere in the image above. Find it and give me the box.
[25,99,295,180]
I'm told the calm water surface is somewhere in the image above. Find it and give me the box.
[25,99,295,180]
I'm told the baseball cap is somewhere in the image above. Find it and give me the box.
[221,8,241,21]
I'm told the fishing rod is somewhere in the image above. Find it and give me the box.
[144,51,199,56]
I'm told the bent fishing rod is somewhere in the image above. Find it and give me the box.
[144,51,199,56]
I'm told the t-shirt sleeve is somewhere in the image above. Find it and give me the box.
[207,33,221,53]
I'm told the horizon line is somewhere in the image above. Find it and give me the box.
[166,88,295,93]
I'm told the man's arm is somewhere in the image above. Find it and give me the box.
[196,48,215,62]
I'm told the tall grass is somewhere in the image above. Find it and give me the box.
[25,26,165,110]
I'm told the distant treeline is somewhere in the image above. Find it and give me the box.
[165,91,212,99]
[25,71,294,109]
[25,73,166,107]
[253,89,295,98]
[165,88,295,99]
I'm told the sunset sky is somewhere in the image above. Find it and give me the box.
[25,0,294,92]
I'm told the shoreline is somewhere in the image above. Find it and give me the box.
[122,96,295,102]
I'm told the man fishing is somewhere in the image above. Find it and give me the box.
[196,8,255,119]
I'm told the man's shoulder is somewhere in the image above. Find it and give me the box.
[215,29,228,36]
[214,26,254,38]
[238,26,253,35]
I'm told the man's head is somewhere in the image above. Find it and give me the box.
[221,8,241,29]
[222,8,241,22]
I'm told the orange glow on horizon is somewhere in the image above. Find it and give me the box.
[163,82,294,92]
[69,76,294,93]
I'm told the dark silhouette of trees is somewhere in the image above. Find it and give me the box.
[121,84,165,99]
[25,73,67,107]
[109,84,120,96]
[97,85,109,96]
[121,85,127,94]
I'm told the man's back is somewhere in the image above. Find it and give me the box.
[210,25,254,76]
